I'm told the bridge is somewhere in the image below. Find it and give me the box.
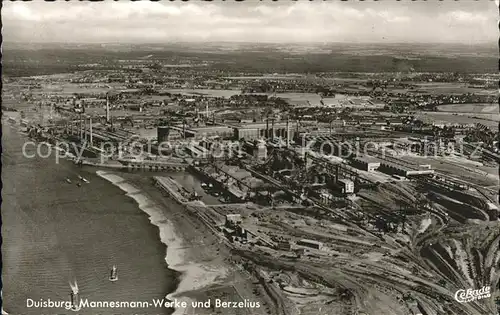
[117,158,188,171]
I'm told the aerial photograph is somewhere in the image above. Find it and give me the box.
[1,1,499,315]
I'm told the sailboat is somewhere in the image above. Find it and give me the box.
[109,265,118,282]
[70,291,81,311]
[68,281,81,312]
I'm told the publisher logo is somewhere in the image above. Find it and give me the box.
[454,286,491,303]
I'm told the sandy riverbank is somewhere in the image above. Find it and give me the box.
[96,171,231,315]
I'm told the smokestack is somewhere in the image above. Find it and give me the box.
[286,118,290,147]
[271,119,275,141]
[84,117,87,141]
[106,93,110,123]
[79,115,83,140]
[266,118,269,139]
[206,104,209,119]
[89,117,93,146]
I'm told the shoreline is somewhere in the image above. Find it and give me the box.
[2,126,173,315]
[96,170,229,315]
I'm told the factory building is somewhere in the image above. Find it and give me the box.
[235,127,260,141]
[352,156,381,172]
[378,161,434,177]
[296,239,324,250]
[232,121,297,142]
[225,214,242,227]
[192,126,233,139]
[322,98,386,109]
[337,179,355,194]
[80,98,107,107]
[123,104,143,112]
[276,241,291,251]
[157,126,182,143]
[318,190,336,204]
[223,226,251,243]
[158,126,169,143]
[243,140,268,160]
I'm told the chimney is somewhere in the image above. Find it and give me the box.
[106,93,110,123]
[286,118,290,147]
[266,118,269,139]
[84,117,87,141]
[271,119,275,141]
[79,115,83,140]
[89,117,93,146]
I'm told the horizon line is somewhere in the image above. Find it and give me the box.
[3,40,495,46]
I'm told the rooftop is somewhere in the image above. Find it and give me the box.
[298,239,323,246]
[354,156,382,164]
[192,126,233,132]
[337,178,354,185]
[379,160,416,172]
[230,122,296,129]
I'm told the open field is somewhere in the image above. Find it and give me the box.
[416,111,499,129]
[3,43,498,78]
[437,103,497,113]
[413,83,496,95]
[162,88,241,98]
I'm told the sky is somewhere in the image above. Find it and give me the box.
[2,0,498,44]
